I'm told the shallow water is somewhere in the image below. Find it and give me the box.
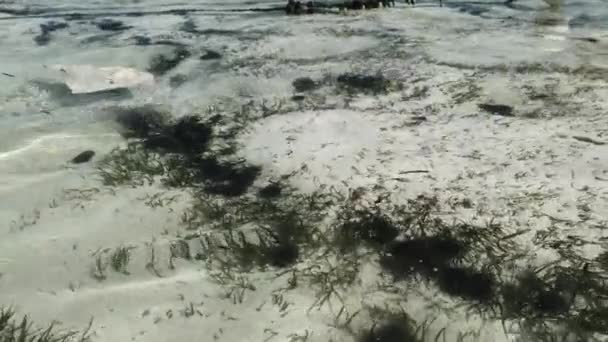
[1,0,608,341]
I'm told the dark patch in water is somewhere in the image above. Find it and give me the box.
[169,74,188,88]
[444,3,489,16]
[41,20,68,33]
[180,19,199,34]
[292,77,319,92]
[359,319,418,342]
[337,208,399,250]
[34,33,51,46]
[179,20,245,36]
[569,14,608,30]
[95,18,131,31]
[200,50,222,60]
[575,37,599,43]
[380,236,465,279]
[478,103,514,117]
[143,115,213,155]
[147,46,191,76]
[71,150,95,164]
[112,105,170,139]
[575,308,608,334]
[133,35,152,46]
[80,33,120,45]
[199,159,261,197]
[110,106,261,197]
[34,20,68,46]
[258,183,283,199]
[267,241,299,267]
[436,266,495,302]
[336,73,394,95]
[501,271,571,318]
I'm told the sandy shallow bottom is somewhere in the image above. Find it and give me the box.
[1,0,608,341]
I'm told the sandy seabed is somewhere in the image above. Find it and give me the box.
[1,0,608,341]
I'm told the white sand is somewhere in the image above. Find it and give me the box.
[1,0,608,341]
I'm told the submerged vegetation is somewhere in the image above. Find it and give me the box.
[0,307,91,342]
[90,97,608,341]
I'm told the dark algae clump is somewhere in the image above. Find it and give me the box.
[336,73,396,95]
[336,207,399,250]
[380,236,465,279]
[104,105,261,197]
[200,50,222,60]
[71,150,95,164]
[95,18,131,31]
[257,182,283,199]
[147,46,192,76]
[436,266,495,302]
[292,77,319,92]
[359,319,419,342]
[478,103,514,117]
[34,21,69,46]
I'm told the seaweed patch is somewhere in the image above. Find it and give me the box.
[100,104,261,197]
[34,20,69,46]
[147,46,192,76]
[95,18,131,31]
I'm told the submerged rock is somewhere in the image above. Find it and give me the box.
[71,150,95,164]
